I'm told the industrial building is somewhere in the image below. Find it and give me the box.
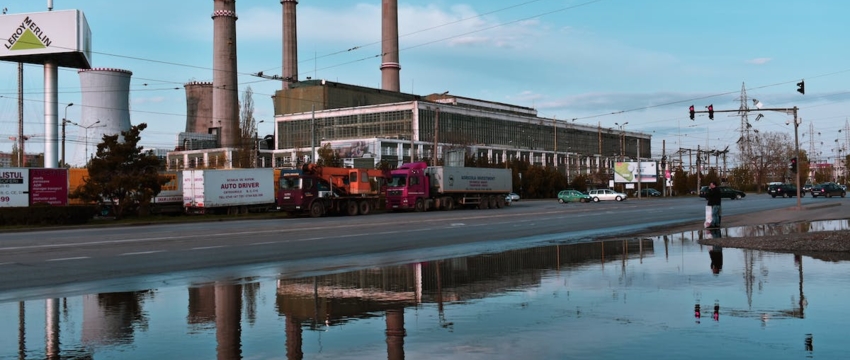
[165,0,651,179]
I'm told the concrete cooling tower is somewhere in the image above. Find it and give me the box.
[184,81,214,134]
[75,68,132,165]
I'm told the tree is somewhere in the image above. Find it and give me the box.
[238,86,256,168]
[70,123,169,219]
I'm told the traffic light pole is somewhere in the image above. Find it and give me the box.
[692,106,802,210]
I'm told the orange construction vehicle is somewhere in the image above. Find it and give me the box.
[277,164,387,217]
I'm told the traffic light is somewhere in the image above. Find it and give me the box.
[790,157,798,173]
[797,80,805,94]
[689,105,695,120]
[707,104,714,120]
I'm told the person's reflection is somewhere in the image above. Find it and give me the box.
[713,302,720,321]
[709,245,723,274]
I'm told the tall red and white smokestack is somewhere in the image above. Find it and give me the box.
[381,0,400,92]
[212,0,239,148]
[281,0,298,90]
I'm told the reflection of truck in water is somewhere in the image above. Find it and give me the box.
[385,162,512,211]
[277,164,387,217]
[183,169,276,215]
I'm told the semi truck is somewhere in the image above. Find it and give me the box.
[277,164,386,217]
[385,162,512,211]
[183,168,276,215]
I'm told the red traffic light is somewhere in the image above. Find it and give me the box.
[797,80,805,95]
[708,104,714,120]
[689,105,695,120]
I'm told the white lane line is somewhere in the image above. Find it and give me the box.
[249,242,277,246]
[192,246,226,250]
[0,262,13,266]
[47,257,90,262]
[120,250,165,256]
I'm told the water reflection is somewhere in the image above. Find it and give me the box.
[3,234,849,359]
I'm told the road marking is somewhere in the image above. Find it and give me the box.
[120,250,165,256]
[249,242,277,246]
[192,246,226,250]
[47,257,89,262]
[0,262,13,266]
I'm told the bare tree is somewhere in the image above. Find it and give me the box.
[238,86,255,168]
[748,131,792,192]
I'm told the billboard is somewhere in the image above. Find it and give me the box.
[613,161,658,183]
[29,168,69,205]
[0,9,92,68]
[0,168,30,207]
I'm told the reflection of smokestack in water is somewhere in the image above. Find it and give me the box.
[282,0,298,90]
[184,81,214,133]
[212,0,239,148]
[76,68,133,165]
[381,0,400,92]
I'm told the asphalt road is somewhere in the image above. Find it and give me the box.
[1,194,846,300]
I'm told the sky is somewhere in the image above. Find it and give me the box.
[1,0,849,167]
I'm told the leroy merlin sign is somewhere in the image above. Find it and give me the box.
[0,9,91,68]
[5,16,53,50]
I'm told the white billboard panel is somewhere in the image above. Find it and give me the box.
[613,161,658,183]
[0,9,91,68]
[0,168,29,207]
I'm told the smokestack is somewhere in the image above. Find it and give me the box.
[282,0,298,90]
[381,0,400,92]
[212,0,239,148]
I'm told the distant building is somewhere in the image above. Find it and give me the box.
[0,152,42,167]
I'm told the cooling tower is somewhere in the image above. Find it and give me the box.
[212,0,240,148]
[184,81,214,134]
[282,0,298,90]
[381,0,400,92]
[75,68,132,165]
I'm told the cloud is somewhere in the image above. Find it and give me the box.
[747,57,772,65]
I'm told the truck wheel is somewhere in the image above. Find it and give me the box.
[497,196,506,208]
[346,201,359,216]
[489,196,498,209]
[478,198,489,209]
[358,200,371,215]
[414,199,425,212]
[309,202,324,218]
[443,197,454,211]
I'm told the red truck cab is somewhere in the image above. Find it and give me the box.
[386,162,430,211]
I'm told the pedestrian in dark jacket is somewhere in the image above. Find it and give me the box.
[705,181,722,228]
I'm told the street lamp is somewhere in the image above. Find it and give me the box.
[61,103,74,166]
[614,122,628,161]
[254,120,264,167]
[71,120,104,162]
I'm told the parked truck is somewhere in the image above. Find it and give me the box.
[183,168,276,215]
[277,164,386,217]
[385,162,512,211]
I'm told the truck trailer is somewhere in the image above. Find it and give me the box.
[277,164,386,217]
[183,168,276,215]
[386,162,512,211]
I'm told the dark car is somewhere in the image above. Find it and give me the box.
[639,188,661,197]
[811,182,846,198]
[699,186,746,200]
[767,183,802,198]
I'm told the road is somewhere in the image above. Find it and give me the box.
[0,195,845,300]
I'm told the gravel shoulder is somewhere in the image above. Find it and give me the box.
[633,202,850,259]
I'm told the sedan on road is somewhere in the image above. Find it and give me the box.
[811,182,846,198]
[558,189,592,203]
[699,186,746,200]
[639,188,661,197]
[587,189,627,202]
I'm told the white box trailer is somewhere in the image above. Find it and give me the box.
[182,169,275,214]
[425,166,512,194]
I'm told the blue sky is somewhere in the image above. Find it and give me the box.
[1,0,849,166]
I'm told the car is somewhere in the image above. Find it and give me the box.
[811,182,846,198]
[699,186,746,200]
[587,189,627,202]
[802,183,813,194]
[767,183,802,198]
[506,193,520,202]
[557,189,592,203]
[638,188,661,197]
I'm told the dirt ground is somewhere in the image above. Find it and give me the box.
[631,202,850,260]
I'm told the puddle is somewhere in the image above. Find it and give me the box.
[2,235,848,359]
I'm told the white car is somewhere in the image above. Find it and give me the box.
[506,193,520,202]
[587,189,627,202]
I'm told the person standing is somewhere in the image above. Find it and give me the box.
[705,181,722,228]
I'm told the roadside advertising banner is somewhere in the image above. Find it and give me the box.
[0,168,29,207]
[29,168,69,206]
[613,161,658,183]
